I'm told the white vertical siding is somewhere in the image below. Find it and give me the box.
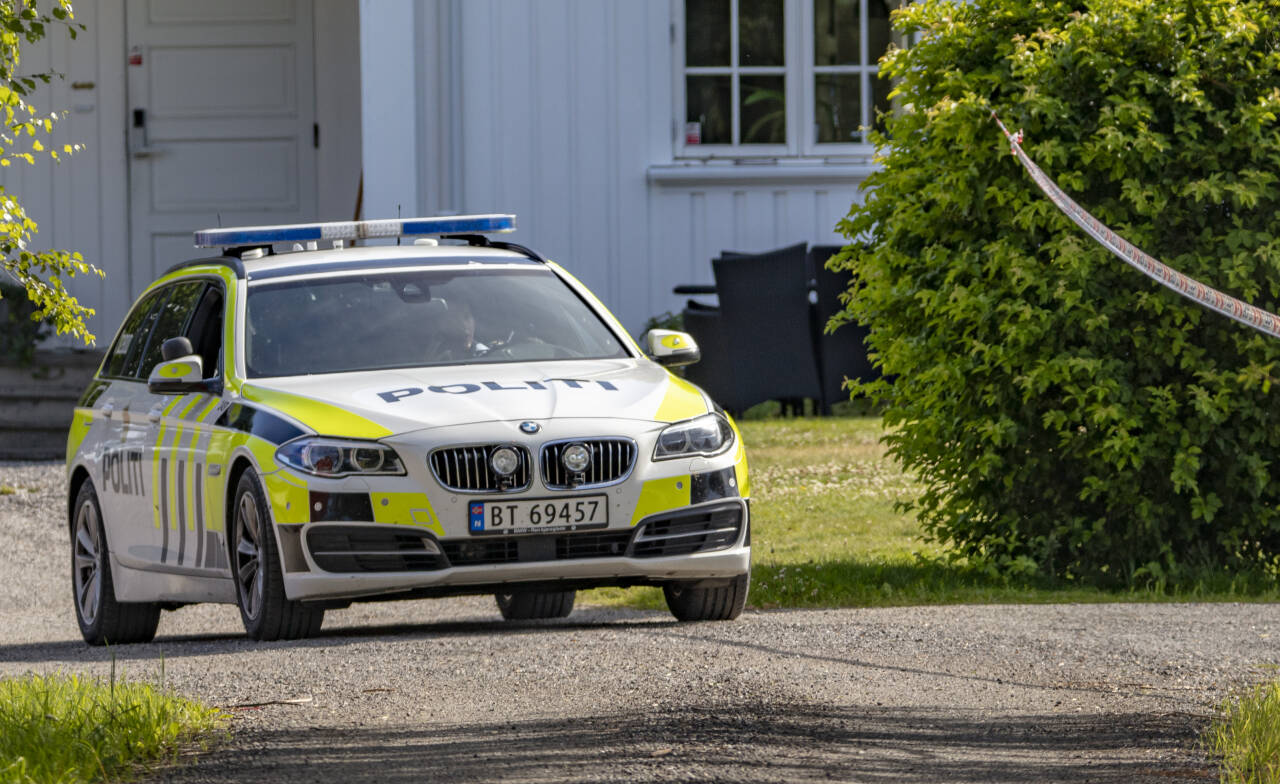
[435,0,869,335]
[0,1,129,346]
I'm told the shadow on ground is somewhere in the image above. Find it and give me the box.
[158,703,1211,784]
[0,612,668,664]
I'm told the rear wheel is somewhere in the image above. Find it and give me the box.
[231,469,324,641]
[71,480,160,645]
[663,573,749,622]
[495,590,576,620]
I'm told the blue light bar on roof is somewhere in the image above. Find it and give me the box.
[193,214,516,248]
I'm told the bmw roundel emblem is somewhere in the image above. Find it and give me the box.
[519,421,540,434]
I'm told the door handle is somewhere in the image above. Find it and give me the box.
[148,403,164,423]
[100,399,115,419]
[129,108,164,158]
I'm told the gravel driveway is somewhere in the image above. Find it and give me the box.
[2,460,1276,783]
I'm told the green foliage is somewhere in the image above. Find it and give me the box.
[0,278,51,366]
[0,1,100,346]
[1209,680,1280,784]
[0,671,225,784]
[583,416,1280,611]
[831,0,1280,584]
[642,310,684,333]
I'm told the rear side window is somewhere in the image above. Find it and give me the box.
[102,289,167,379]
[135,282,206,380]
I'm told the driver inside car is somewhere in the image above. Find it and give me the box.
[432,298,489,361]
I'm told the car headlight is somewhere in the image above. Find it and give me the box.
[653,413,735,460]
[276,437,406,477]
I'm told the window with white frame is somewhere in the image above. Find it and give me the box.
[677,0,901,158]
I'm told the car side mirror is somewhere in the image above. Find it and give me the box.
[147,354,206,395]
[643,329,701,368]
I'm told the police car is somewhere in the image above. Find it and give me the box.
[66,215,750,644]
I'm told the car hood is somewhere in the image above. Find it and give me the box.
[238,358,711,439]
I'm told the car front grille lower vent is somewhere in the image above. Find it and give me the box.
[443,530,634,566]
[632,504,743,558]
[306,526,446,573]
[541,438,637,489]
[430,445,532,492]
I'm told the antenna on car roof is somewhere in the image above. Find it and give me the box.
[396,204,402,246]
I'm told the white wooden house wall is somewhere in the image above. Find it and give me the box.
[0,1,130,346]
[2,1,358,344]
[421,0,871,335]
[4,0,874,343]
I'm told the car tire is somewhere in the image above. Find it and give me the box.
[71,480,161,646]
[663,572,749,622]
[495,590,576,620]
[231,469,324,641]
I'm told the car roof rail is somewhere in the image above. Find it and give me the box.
[442,233,547,264]
[162,255,249,279]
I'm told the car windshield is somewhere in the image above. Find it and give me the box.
[245,266,629,377]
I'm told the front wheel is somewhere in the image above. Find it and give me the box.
[495,590,575,620]
[231,469,324,641]
[663,573,749,622]
[71,480,160,645]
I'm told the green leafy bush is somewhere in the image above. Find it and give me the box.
[832,0,1280,583]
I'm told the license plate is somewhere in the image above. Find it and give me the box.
[468,495,609,535]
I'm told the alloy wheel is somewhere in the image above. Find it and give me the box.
[72,497,102,626]
[235,491,264,620]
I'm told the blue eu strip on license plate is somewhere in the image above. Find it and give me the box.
[469,501,486,533]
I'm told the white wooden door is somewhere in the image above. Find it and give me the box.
[126,0,316,288]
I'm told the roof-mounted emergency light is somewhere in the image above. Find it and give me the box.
[193,214,516,249]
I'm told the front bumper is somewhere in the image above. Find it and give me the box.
[279,498,750,601]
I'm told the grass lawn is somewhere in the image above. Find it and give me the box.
[0,672,224,784]
[1210,680,1280,784]
[583,416,1280,611]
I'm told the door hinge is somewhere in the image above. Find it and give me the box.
[313,123,319,148]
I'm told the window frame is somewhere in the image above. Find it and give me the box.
[673,0,890,160]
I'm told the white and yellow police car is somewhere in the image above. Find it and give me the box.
[66,215,750,644]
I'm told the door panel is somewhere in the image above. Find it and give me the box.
[126,0,316,296]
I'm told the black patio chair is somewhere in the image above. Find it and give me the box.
[710,243,824,413]
[678,299,752,415]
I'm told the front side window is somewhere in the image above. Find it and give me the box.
[136,281,206,380]
[678,0,900,157]
[245,267,630,378]
[103,288,167,379]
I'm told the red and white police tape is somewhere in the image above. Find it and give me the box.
[991,111,1280,339]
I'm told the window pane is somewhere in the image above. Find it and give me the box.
[872,73,893,132]
[138,282,206,380]
[868,0,893,64]
[686,75,731,145]
[741,75,786,144]
[814,0,859,66]
[246,269,626,378]
[686,0,730,67]
[104,289,166,378]
[739,0,783,66]
[814,73,862,143]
